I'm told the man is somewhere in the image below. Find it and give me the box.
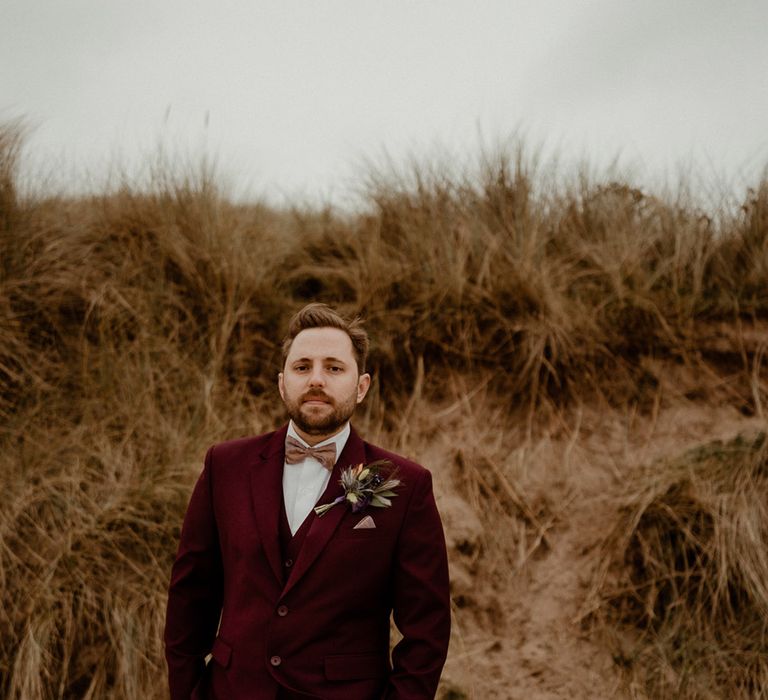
[164,303,451,699]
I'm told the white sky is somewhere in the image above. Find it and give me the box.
[3,1,768,208]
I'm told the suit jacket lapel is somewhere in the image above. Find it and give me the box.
[250,425,287,586]
[280,426,367,599]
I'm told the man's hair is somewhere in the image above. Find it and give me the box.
[281,303,369,373]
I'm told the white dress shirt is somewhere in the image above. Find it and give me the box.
[282,421,350,535]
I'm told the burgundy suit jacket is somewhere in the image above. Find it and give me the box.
[164,425,451,700]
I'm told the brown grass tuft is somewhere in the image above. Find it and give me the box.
[587,433,768,698]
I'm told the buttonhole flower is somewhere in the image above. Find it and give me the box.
[314,461,401,517]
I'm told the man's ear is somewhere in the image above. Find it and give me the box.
[356,373,371,403]
[278,372,285,401]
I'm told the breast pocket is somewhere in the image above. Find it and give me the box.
[335,511,392,536]
[334,525,389,541]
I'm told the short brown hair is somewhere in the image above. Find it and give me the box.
[281,303,369,373]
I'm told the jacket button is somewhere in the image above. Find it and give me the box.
[270,655,282,667]
[284,558,293,568]
[277,605,288,617]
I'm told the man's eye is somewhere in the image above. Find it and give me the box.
[329,366,343,372]
[295,365,308,371]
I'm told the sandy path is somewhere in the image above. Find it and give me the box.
[429,399,765,699]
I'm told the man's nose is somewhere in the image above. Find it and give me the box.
[307,365,325,386]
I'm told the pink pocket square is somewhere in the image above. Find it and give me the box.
[353,515,376,530]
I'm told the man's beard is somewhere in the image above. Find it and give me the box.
[283,389,358,436]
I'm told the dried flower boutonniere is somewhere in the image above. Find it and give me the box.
[314,460,401,517]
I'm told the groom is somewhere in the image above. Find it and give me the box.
[164,303,451,699]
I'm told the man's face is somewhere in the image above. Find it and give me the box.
[278,327,371,442]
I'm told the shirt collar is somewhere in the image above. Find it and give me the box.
[286,420,351,460]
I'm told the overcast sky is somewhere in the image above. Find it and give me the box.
[3,1,767,207]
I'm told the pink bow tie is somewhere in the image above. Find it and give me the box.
[285,435,337,471]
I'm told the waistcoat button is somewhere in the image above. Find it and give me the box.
[277,605,289,617]
[270,655,282,666]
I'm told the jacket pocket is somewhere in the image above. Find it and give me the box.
[333,530,388,541]
[324,652,387,680]
[211,637,232,668]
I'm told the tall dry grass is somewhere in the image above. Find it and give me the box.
[1,121,767,697]
[586,433,768,698]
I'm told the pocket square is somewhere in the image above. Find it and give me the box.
[353,515,376,530]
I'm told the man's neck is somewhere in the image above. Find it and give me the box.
[290,421,347,446]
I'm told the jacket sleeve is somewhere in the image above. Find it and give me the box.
[384,468,451,699]
[164,447,224,700]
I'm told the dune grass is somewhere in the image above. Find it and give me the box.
[587,433,768,698]
[1,121,767,697]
